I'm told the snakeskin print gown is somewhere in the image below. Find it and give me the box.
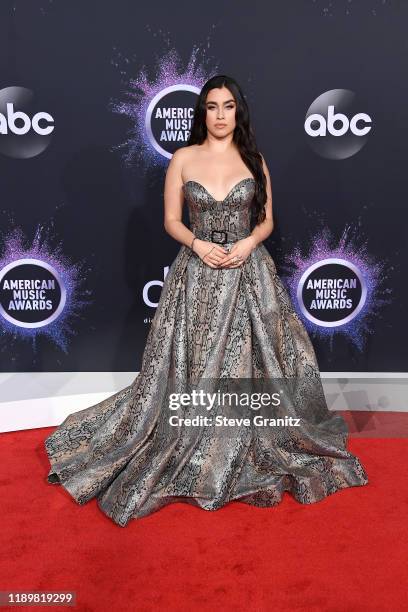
[44,177,368,527]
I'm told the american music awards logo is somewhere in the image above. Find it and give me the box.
[145,84,200,158]
[0,259,66,328]
[108,46,219,166]
[283,224,392,350]
[0,226,92,354]
[297,259,367,328]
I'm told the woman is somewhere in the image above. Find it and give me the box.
[45,75,368,527]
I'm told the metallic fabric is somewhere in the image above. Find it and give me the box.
[44,177,368,527]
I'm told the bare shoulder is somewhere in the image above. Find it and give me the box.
[170,144,200,180]
[166,145,198,188]
[172,144,199,161]
[259,151,271,177]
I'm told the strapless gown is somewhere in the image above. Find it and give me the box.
[44,177,368,527]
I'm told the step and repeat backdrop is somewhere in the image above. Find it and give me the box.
[0,0,406,374]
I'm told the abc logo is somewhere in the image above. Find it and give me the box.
[304,89,372,160]
[0,103,53,135]
[143,266,169,307]
[0,86,54,159]
[305,105,371,137]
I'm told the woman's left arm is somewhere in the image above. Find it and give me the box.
[247,152,274,248]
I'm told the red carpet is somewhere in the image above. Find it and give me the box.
[1,425,407,611]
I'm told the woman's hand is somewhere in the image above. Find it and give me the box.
[217,236,257,268]
[193,239,229,268]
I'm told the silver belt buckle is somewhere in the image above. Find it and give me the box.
[211,229,227,244]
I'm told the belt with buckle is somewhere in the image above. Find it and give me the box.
[193,228,250,244]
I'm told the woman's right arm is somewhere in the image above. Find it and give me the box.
[163,148,228,268]
[163,148,196,249]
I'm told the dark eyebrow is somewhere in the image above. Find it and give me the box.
[205,99,235,105]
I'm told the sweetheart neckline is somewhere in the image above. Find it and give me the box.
[183,177,255,203]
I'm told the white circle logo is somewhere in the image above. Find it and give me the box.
[145,84,200,159]
[0,259,66,328]
[297,258,367,327]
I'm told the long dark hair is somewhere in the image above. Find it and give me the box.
[187,74,266,225]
